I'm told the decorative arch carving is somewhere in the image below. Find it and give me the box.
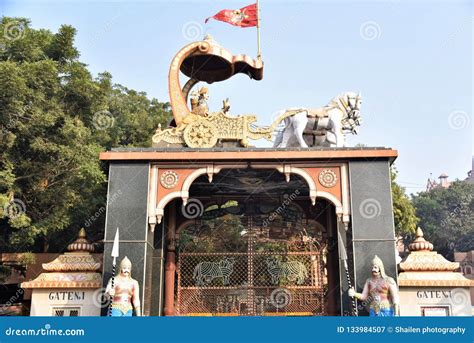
[251,163,350,225]
[316,190,343,218]
[156,191,185,225]
[276,165,317,205]
[152,164,245,227]
[150,163,350,230]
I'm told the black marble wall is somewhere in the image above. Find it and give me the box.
[348,160,398,315]
[100,158,397,317]
[101,162,154,315]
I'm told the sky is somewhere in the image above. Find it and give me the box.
[1,0,473,193]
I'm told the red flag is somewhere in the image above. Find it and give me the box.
[205,3,258,28]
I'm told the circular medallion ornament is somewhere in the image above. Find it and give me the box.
[160,170,179,189]
[318,169,338,188]
[183,120,218,148]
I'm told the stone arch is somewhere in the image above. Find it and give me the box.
[276,165,317,205]
[154,165,245,224]
[316,190,343,218]
[252,163,349,225]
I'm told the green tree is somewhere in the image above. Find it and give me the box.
[412,181,474,259]
[0,17,171,252]
[391,167,419,237]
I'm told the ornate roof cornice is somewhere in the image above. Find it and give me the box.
[398,228,472,288]
[22,229,101,289]
[399,228,458,272]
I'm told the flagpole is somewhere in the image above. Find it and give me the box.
[256,0,262,60]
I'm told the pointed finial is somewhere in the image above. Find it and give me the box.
[409,227,433,252]
[68,228,94,253]
[415,227,424,238]
[78,227,87,239]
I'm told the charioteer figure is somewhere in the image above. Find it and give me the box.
[105,257,141,316]
[348,255,400,316]
[190,86,209,117]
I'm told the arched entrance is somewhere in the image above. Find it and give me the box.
[169,169,341,316]
[100,147,399,317]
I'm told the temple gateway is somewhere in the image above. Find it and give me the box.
[98,36,400,317]
[19,34,473,317]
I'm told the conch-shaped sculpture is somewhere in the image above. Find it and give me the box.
[152,35,282,148]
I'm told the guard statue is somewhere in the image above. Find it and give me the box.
[348,255,400,316]
[105,257,141,316]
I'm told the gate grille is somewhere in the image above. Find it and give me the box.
[176,215,326,316]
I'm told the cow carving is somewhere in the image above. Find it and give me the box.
[266,258,308,285]
[193,257,236,286]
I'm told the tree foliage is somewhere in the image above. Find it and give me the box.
[391,167,419,237]
[412,181,474,259]
[0,17,171,252]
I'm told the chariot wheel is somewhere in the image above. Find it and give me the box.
[183,120,218,148]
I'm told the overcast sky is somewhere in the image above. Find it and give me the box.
[2,0,472,193]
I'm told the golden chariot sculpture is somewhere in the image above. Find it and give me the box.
[152,35,284,148]
[153,35,362,148]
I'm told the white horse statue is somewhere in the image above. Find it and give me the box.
[273,92,362,148]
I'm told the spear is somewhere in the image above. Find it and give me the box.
[338,229,358,316]
[108,228,120,316]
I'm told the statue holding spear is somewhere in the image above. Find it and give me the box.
[105,228,142,316]
[349,255,400,316]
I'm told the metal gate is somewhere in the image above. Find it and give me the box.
[176,215,326,316]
